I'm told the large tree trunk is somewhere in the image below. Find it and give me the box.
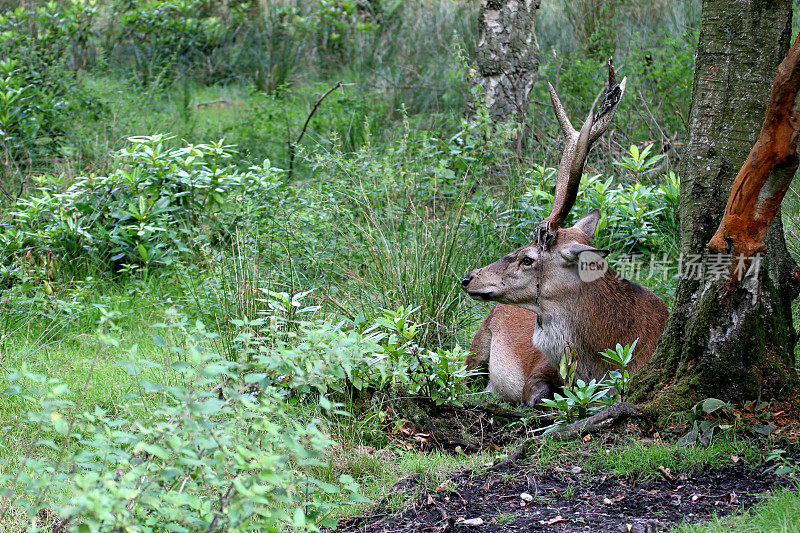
[629,0,800,413]
[475,0,540,142]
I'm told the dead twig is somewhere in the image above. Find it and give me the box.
[287,80,342,180]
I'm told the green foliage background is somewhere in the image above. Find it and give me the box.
[0,0,797,530]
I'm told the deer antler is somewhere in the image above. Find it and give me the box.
[539,59,627,241]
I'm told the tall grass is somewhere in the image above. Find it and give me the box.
[345,189,486,348]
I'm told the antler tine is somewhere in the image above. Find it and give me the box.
[547,82,575,138]
[545,89,601,233]
[590,77,627,143]
[539,59,626,241]
[590,59,626,143]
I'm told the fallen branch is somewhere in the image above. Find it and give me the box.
[489,402,643,470]
[545,401,642,441]
[287,80,342,180]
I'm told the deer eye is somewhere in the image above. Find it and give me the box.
[520,257,535,267]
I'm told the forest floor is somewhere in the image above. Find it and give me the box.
[335,402,799,532]
[338,460,785,532]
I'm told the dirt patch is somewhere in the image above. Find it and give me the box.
[337,462,788,532]
[376,396,535,452]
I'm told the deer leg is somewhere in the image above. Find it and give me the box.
[522,379,553,407]
[467,310,493,389]
[522,358,563,407]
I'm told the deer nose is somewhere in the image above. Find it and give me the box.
[461,275,473,289]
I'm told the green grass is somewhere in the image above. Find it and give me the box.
[676,487,800,533]
[528,435,763,480]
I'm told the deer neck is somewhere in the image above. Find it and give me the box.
[532,271,630,381]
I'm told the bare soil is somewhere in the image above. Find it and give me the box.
[337,460,787,532]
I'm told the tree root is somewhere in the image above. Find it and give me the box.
[425,415,480,451]
[490,402,643,471]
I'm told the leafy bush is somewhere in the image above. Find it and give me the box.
[0,1,101,169]
[541,341,640,432]
[0,315,367,531]
[541,378,610,428]
[110,0,249,85]
[677,398,777,446]
[1,135,277,281]
[516,156,680,254]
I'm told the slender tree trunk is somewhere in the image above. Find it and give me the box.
[629,0,800,413]
[475,0,540,146]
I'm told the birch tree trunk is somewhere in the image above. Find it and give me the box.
[629,0,800,412]
[475,0,540,133]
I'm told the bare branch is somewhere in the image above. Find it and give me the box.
[287,80,342,180]
[488,402,643,470]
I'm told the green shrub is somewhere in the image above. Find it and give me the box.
[1,135,278,281]
[0,1,102,172]
[0,315,368,531]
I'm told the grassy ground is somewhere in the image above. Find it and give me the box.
[1,0,799,529]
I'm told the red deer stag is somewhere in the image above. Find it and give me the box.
[462,61,667,406]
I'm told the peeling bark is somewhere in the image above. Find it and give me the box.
[475,0,540,129]
[629,0,800,414]
[708,33,800,258]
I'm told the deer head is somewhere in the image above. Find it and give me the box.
[461,210,608,316]
[462,59,627,323]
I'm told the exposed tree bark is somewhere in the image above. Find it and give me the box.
[475,0,540,148]
[629,0,800,414]
[708,34,800,258]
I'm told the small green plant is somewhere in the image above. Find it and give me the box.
[678,398,777,446]
[494,512,518,525]
[541,378,610,431]
[558,343,579,388]
[543,340,640,431]
[764,449,800,479]
[614,143,665,180]
[600,338,638,402]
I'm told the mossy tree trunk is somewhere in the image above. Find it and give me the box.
[629,0,800,413]
[475,0,540,152]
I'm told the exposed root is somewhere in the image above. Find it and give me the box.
[490,402,644,470]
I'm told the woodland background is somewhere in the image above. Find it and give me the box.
[0,0,798,530]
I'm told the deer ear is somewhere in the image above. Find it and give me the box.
[571,209,601,237]
[560,243,610,263]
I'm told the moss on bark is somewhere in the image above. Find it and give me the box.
[629,0,800,422]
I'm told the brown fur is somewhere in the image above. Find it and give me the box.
[463,211,667,405]
[466,304,563,406]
